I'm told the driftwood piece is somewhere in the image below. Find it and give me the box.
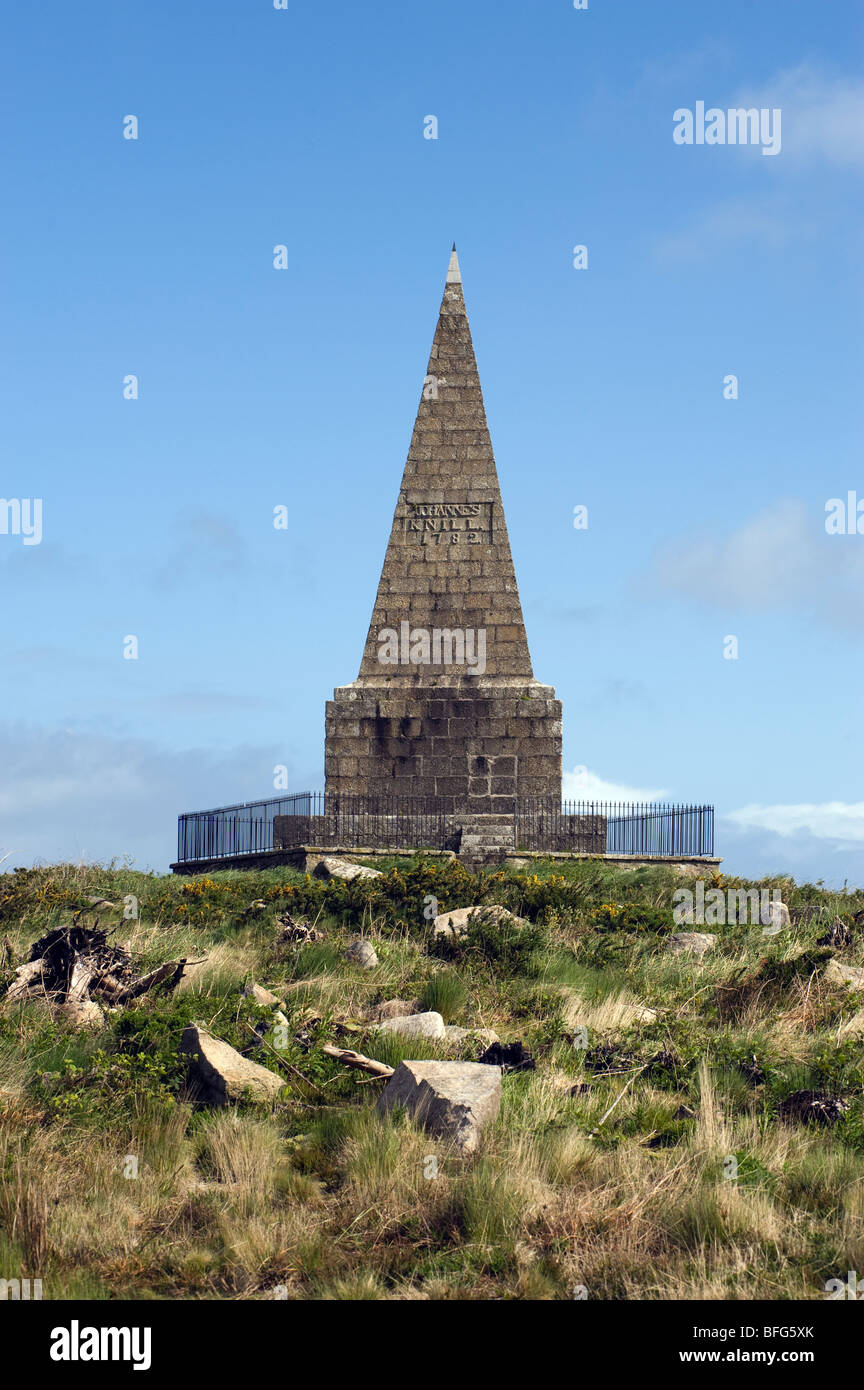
[111,959,191,1003]
[1,920,206,1024]
[62,959,103,1029]
[321,1044,395,1079]
[6,960,46,1001]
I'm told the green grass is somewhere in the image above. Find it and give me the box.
[1,856,863,1300]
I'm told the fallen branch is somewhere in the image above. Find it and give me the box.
[321,1044,394,1079]
[110,958,198,1003]
[587,1064,648,1140]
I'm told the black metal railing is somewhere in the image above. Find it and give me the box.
[514,800,714,858]
[176,793,714,864]
[176,793,315,865]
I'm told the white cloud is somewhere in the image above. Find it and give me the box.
[717,817,864,889]
[727,801,864,843]
[0,723,313,871]
[644,499,864,628]
[656,66,864,259]
[737,65,864,168]
[563,766,668,802]
[656,192,812,260]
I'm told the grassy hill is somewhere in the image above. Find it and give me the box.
[1,856,863,1301]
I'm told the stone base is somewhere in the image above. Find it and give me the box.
[170,845,722,876]
[324,680,562,810]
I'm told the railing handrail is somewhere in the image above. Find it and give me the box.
[178,792,315,819]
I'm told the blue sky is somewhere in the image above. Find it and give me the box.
[1,1,862,882]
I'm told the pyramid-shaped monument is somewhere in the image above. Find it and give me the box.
[325,248,562,812]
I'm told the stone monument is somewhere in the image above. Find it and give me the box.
[325,247,562,839]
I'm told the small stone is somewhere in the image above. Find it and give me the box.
[248,983,282,1008]
[432,904,527,940]
[620,1002,658,1025]
[443,1025,500,1046]
[312,856,382,882]
[346,939,379,970]
[378,1010,445,1040]
[762,900,791,931]
[377,1060,502,1152]
[666,932,717,958]
[824,959,864,990]
[180,1024,285,1105]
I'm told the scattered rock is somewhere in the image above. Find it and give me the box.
[180,1025,285,1105]
[824,959,864,991]
[666,932,717,958]
[443,1025,500,1046]
[312,856,382,882]
[377,1060,502,1152]
[246,983,282,1008]
[378,1010,445,1040]
[762,900,791,932]
[620,1002,658,1025]
[777,1090,849,1126]
[478,1040,535,1073]
[432,904,527,940]
[346,939,379,970]
[374,998,421,1022]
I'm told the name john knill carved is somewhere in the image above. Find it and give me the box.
[403,500,493,544]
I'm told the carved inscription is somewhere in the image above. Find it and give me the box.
[403,500,493,545]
